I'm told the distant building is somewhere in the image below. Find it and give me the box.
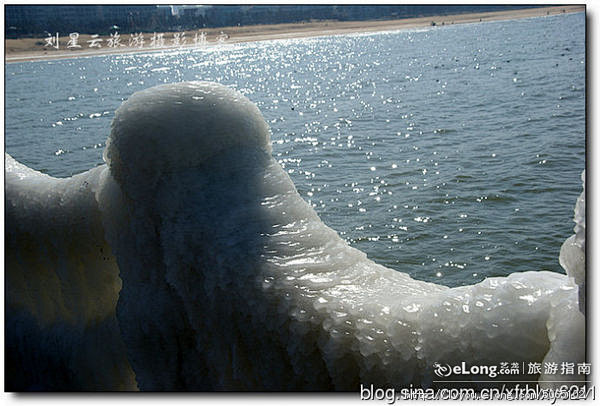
[169,5,211,18]
[5,5,173,38]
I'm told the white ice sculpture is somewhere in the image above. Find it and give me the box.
[5,82,585,391]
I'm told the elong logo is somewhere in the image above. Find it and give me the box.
[433,362,499,378]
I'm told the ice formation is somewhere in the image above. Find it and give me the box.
[5,156,135,390]
[558,170,586,313]
[5,82,585,391]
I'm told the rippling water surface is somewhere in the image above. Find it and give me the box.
[5,12,585,287]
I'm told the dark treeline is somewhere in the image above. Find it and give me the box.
[5,5,544,38]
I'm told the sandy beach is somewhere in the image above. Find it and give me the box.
[4,5,584,63]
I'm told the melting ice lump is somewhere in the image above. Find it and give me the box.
[558,170,585,312]
[538,171,586,387]
[5,82,585,391]
[5,156,135,390]
[104,82,272,201]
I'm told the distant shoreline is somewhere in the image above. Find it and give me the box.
[4,5,584,63]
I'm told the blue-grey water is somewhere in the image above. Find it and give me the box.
[5,12,585,287]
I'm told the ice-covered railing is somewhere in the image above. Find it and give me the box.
[559,171,585,313]
[5,82,585,391]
